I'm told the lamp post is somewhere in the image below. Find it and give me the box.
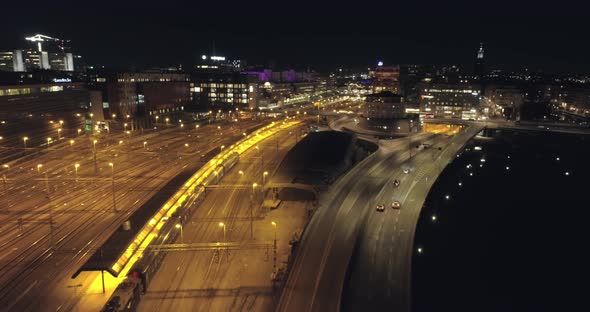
[143,141,147,150]
[250,183,258,238]
[93,140,98,175]
[124,123,128,132]
[23,136,28,149]
[69,139,75,147]
[175,223,184,244]
[57,128,62,140]
[77,129,82,136]
[218,222,226,258]
[109,162,117,212]
[271,221,277,274]
[46,137,52,148]
[37,164,43,174]
[218,222,226,242]
[255,146,264,171]
[2,164,9,192]
[74,163,80,181]
[263,171,269,186]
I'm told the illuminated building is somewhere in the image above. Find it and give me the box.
[364,91,406,119]
[189,72,252,111]
[418,82,482,119]
[0,82,88,118]
[484,85,524,119]
[474,43,485,79]
[86,69,191,126]
[359,91,419,134]
[0,34,77,72]
[370,64,400,94]
[0,51,25,72]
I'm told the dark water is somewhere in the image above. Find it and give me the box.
[413,129,590,311]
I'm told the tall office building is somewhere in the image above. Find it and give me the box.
[474,43,485,78]
[370,63,400,94]
[0,50,25,72]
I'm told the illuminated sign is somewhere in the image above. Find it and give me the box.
[377,61,383,66]
[210,56,225,61]
[52,78,71,83]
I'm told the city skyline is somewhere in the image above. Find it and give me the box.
[1,0,589,73]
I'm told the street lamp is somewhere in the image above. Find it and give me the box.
[109,162,117,212]
[59,120,64,127]
[263,171,269,185]
[124,123,128,131]
[220,145,225,152]
[74,163,80,181]
[77,129,82,136]
[46,137,52,147]
[218,222,226,243]
[37,164,43,174]
[165,117,169,125]
[57,128,62,140]
[143,141,147,150]
[271,221,277,273]
[23,136,28,149]
[2,164,9,192]
[92,140,98,175]
[175,223,184,244]
[69,139,75,147]
[238,170,244,177]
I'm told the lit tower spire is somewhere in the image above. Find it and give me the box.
[477,42,484,59]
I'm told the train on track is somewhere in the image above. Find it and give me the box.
[100,151,240,311]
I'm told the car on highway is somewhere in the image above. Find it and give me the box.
[393,179,400,187]
[391,201,401,209]
[376,204,385,212]
[403,168,410,174]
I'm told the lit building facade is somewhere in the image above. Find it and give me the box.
[370,65,400,94]
[418,83,482,119]
[1,34,76,72]
[0,82,88,118]
[364,91,406,119]
[189,72,252,111]
[86,69,191,126]
[484,85,524,119]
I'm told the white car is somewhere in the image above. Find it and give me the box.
[376,204,385,212]
[391,201,401,209]
[403,168,410,174]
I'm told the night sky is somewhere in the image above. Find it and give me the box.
[1,0,588,73]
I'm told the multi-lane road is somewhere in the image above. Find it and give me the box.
[0,117,270,311]
[277,123,483,312]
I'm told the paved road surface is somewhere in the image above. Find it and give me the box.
[277,125,483,312]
